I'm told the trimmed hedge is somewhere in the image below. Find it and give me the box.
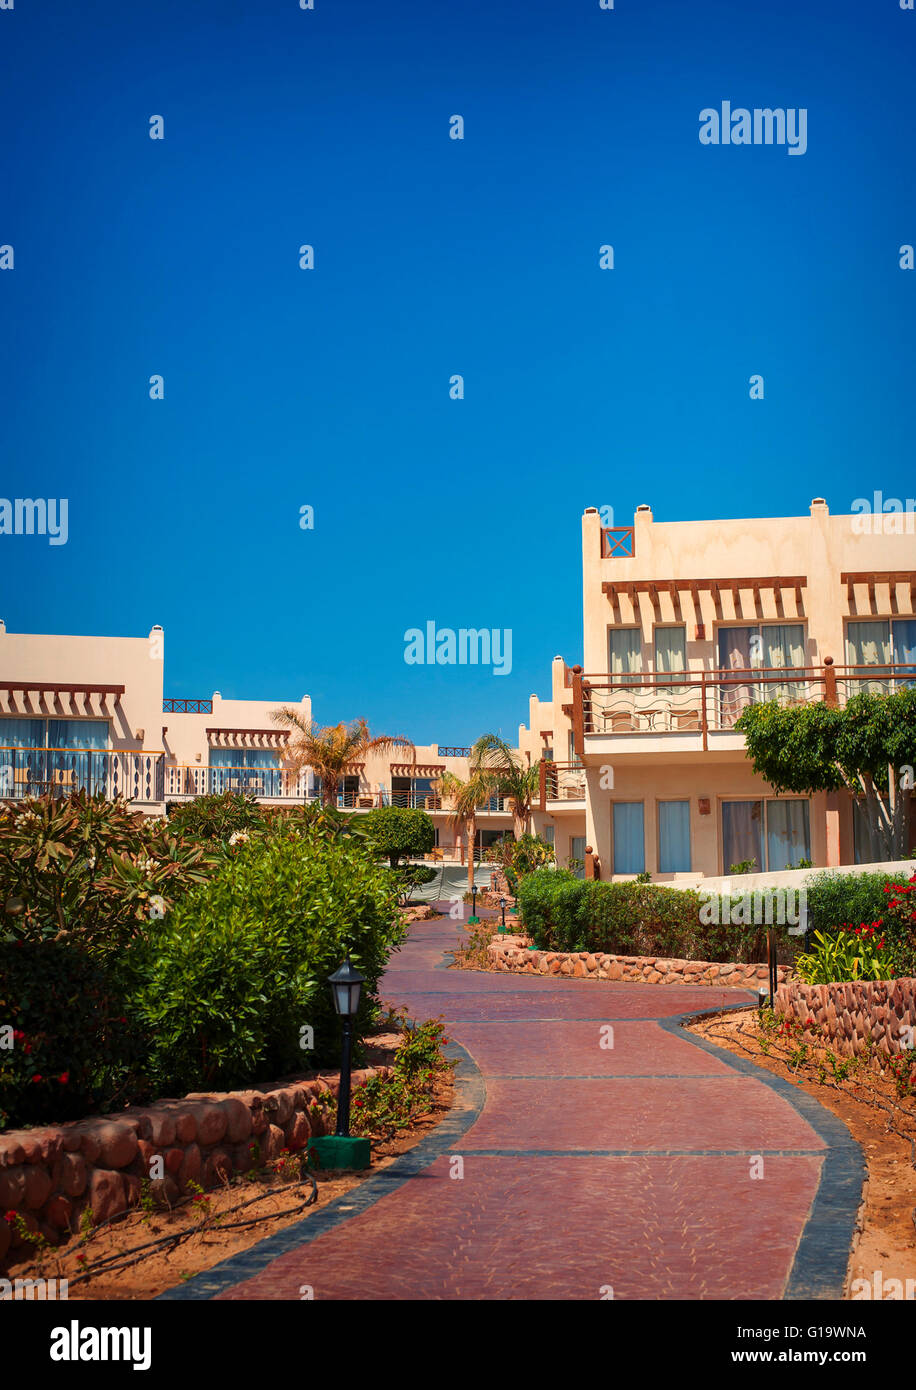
[517,869,801,964]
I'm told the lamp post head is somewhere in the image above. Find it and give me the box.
[328,956,366,1018]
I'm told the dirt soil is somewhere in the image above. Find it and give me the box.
[4,1037,453,1302]
[687,1007,916,1297]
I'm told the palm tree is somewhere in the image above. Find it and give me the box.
[470,734,541,840]
[269,713,415,808]
[434,768,497,892]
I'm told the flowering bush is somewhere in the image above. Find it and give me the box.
[0,940,146,1130]
[0,792,214,960]
[881,872,916,978]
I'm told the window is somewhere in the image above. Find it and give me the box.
[658,801,691,872]
[568,730,581,768]
[613,802,645,874]
[846,619,916,693]
[543,824,555,846]
[570,834,586,879]
[0,718,110,797]
[721,799,810,873]
[608,628,643,687]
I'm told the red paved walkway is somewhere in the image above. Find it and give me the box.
[200,910,856,1301]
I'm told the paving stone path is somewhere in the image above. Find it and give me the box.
[164,906,863,1302]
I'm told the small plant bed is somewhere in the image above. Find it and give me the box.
[2,1019,454,1301]
[450,923,503,970]
[686,1006,916,1299]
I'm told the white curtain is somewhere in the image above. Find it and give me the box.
[658,801,691,872]
[846,621,892,695]
[762,623,805,703]
[613,802,645,874]
[655,627,686,688]
[718,627,757,727]
[766,800,810,871]
[893,619,916,688]
[722,800,764,873]
[609,629,643,686]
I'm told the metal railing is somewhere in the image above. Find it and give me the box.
[163,698,213,714]
[573,662,916,753]
[540,761,588,808]
[436,746,471,758]
[0,748,165,803]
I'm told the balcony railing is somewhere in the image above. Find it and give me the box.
[437,746,470,758]
[573,662,916,753]
[0,748,165,804]
[540,760,587,810]
[163,698,213,713]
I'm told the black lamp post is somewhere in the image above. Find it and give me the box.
[328,956,365,1138]
[766,927,777,1009]
[468,883,479,925]
[499,896,506,933]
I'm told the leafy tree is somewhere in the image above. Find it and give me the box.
[736,688,916,862]
[470,734,541,840]
[362,805,435,867]
[268,713,415,807]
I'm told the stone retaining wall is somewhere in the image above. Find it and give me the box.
[0,1067,389,1265]
[487,938,792,988]
[775,978,916,1058]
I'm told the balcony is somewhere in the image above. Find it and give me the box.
[572,663,916,758]
[0,748,165,804]
[163,698,213,714]
[540,761,587,811]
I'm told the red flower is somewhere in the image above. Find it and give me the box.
[31,1074,43,1083]
[3,1211,16,1223]
[58,1072,69,1085]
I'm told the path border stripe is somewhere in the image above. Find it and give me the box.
[661,1008,866,1301]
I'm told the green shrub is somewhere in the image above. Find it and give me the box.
[361,806,435,867]
[165,791,266,844]
[517,869,799,963]
[0,941,146,1130]
[803,870,904,935]
[795,926,894,985]
[130,823,403,1094]
[391,864,437,904]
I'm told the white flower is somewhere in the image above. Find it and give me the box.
[149,895,167,920]
[229,830,250,846]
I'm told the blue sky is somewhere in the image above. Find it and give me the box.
[1,0,913,743]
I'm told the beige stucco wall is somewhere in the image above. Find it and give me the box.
[0,624,165,753]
